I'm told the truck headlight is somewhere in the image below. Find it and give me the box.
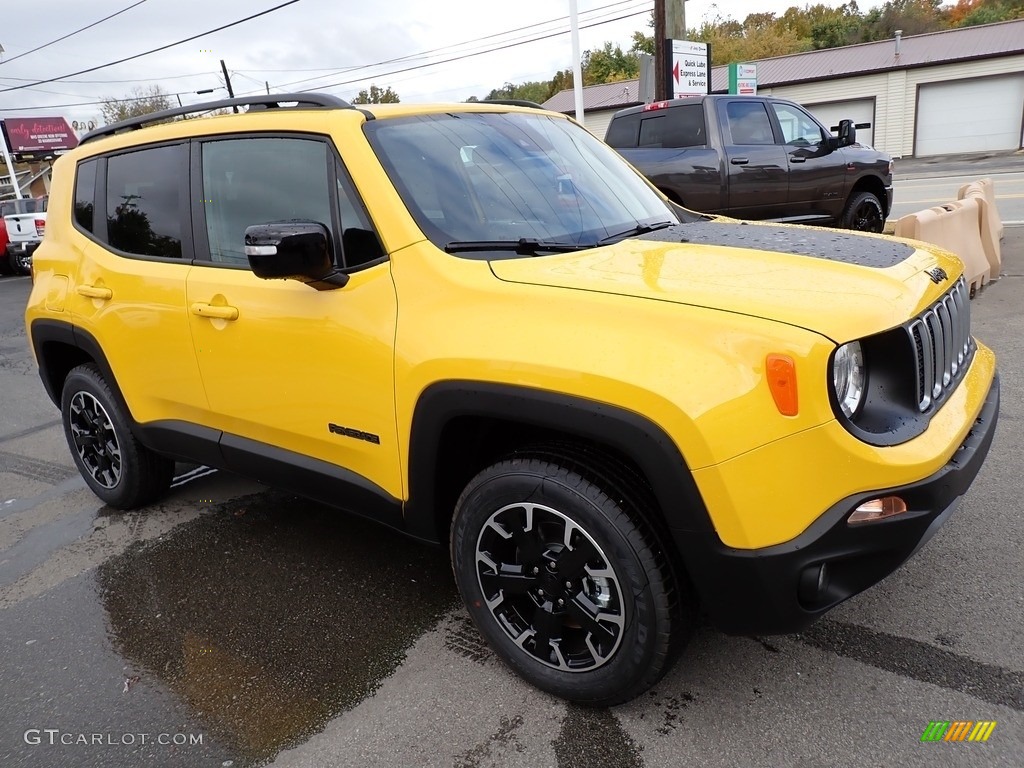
[833,341,865,418]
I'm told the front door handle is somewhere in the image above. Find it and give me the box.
[730,157,749,165]
[77,285,112,300]
[191,302,239,321]
[790,157,806,163]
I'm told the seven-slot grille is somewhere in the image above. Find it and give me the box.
[907,276,971,412]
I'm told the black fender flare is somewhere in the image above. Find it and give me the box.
[403,381,716,543]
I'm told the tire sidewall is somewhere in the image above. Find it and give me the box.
[845,191,884,232]
[451,465,665,703]
[61,366,136,506]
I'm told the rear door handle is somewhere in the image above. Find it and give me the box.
[730,157,748,165]
[790,157,806,163]
[191,302,239,321]
[77,285,112,300]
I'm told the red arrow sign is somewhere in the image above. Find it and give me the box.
[673,60,680,84]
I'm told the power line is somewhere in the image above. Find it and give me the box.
[0,0,149,67]
[0,70,221,85]
[294,9,650,95]
[0,0,303,94]
[253,1,650,93]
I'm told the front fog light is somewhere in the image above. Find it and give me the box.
[833,341,865,418]
[848,496,908,524]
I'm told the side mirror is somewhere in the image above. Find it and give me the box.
[837,119,857,147]
[244,221,349,291]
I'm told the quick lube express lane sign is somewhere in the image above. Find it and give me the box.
[670,40,709,98]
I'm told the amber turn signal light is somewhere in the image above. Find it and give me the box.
[766,354,798,416]
[848,496,908,524]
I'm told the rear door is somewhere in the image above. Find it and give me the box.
[769,100,848,222]
[716,99,788,219]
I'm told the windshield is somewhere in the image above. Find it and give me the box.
[363,111,678,255]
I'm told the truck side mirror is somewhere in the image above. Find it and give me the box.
[837,119,857,147]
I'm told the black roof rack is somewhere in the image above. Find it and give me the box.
[480,99,546,110]
[80,93,354,145]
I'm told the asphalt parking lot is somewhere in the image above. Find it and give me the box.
[1,223,1021,767]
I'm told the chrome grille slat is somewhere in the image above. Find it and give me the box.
[907,277,971,413]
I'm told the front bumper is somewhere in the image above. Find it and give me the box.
[678,372,999,635]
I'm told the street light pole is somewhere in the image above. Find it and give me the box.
[569,0,585,125]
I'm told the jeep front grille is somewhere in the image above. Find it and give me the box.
[907,277,971,412]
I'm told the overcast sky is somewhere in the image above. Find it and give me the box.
[0,0,852,129]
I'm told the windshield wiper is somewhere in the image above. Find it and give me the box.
[597,220,676,245]
[444,238,595,255]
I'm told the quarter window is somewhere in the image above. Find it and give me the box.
[200,137,332,266]
[74,160,97,233]
[105,145,185,259]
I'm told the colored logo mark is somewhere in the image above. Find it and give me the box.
[920,721,996,742]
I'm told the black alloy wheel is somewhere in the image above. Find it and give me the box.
[451,455,691,705]
[842,191,885,232]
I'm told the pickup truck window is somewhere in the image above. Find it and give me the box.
[724,102,775,146]
[771,103,826,147]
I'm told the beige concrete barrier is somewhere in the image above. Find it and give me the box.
[957,179,1002,279]
[894,197,990,296]
[958,178,1003,240]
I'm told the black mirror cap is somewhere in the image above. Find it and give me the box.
[244,221,349,290]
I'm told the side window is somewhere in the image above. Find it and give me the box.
[605,113,641,148]
[771,103,826,146]
[106,145,185,259]
[74,160,97,233]
[335,161,385,268]
[724,101,776,146]
[200,137,331,266]
[638,115,665,147]
[664,104,706,148]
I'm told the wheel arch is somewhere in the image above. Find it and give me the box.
[847,174,888,213]
[404,382,716,553]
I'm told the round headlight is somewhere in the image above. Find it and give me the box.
[833,341,865,418]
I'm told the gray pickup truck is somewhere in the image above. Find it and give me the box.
[605,95,893,232]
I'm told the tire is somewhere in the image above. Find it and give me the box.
[0,249,13,276]
[841,190,885,232]
[61,363,174,509]
[12,248,32,275]
[450,455,691,705]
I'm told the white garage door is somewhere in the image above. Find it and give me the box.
[805,99,876,149]
[916,75,1024,156]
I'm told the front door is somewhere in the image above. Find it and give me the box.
[185,135,402,504]
[769,101,849,221]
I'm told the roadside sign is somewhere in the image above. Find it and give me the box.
[729,63,758,96]
[668,40,709,98]
[0,117,79,160]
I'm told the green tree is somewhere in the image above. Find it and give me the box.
[100,85,172,125]
[582,42,640,84]
[352,84,400,104]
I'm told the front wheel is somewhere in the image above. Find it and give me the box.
[61,364,174,509]
[450,456,689,705]
[841,190,885,232]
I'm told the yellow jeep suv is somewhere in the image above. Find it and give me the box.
[25,94,999,706]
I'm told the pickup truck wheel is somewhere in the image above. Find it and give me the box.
[841,191,885,232]
[61,364,174,509]
[12,249,32,275]
[450,457,684,705]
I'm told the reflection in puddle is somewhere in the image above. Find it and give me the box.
[98,491,458,765]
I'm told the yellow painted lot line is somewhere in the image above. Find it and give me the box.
[894,192,1024,205]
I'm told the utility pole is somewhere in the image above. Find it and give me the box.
[220,59,239,113]
[655,0,688,101]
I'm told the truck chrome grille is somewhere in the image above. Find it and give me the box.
[907,277,971,412]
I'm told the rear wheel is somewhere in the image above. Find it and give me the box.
[12,248,32,275]
[61,364,174,509]
[841,190,885,232]
[450,455,691,705]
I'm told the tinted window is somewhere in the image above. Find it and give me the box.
[74,160,97,233]
[365,112,675,252]
[771,102,825,146]
[665,104,706,147]
[106,145,184,259]
[638,115,665,147]
[201,138,331,266]
[605,113,640,147]
[724,101,776,145]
